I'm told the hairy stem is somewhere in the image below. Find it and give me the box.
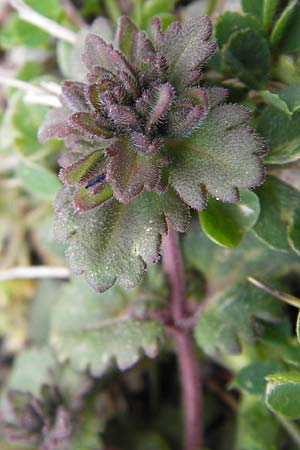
[162,224,202,450]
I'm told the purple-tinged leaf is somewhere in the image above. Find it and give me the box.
[149,17,164,47]
[68,112,114,140]
[59,150,105,186]
[107,140,160,202]
[131,31,155,67]
[54,186,189,292]
[130,132,163,154]
[61,81,90,112]
[184,87,208,107]
[82,34,114,72]
[146,83,175,134]
[107,105,140,130]
[115,16,138,59]
[87,66,112,83]
[168,105,206,138]
[110,49,137,79]
[116,70,140,98]
[74,184,112,211]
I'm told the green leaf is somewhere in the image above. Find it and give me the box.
[279,82,300,114]
[215,12,262,49]
[256,84,300,164]
[17,160,61,200]
[241,0,263,21]
[141,0,176,28]
[71,406,103,450]
[54,186,189,292]
[0,90,60,159]
[253,176,300,251]
[169,102,265,209]
[288,207,300,255]
[258,90,292,116]
[263,0,279,31]
[236,396,280,450]
[234,361,285,395]
[277,3,300,53]
[50,279,165,376]
[199,190,260,248]
[6,347,56,397]
[0,14,50,48]
[28,281,61,345]
[195,281,283,355]
[115,16,138,58]
[257,110,300,164]
[222,29,271,88]
[270,0,299,49]
[0,0,66,48]
[183,225,300,286]
[136,432,171,450]
[266,372,300,418]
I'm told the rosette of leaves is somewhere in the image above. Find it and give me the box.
[3,385,72,449]
[39,15,266,292]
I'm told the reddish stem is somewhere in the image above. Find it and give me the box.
[162,224,202,450]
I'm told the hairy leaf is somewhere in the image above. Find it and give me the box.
[51,279,165,376]
[54,187,189,292]
[107,140,160,203]
[169,103,264,209]
[158,16,216,92]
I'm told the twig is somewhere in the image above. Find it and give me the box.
[162,224,202,450]
[0,154,19,173]
[0,75,61,107]
[0,266,70,281]
[9,0,76,43]
[248,277,300,308]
